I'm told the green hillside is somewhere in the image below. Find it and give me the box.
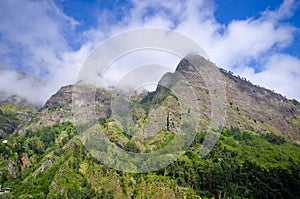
[0,122,299,198]
[0,100,37,139]
[0,56,299,198]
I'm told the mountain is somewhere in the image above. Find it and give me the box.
[0,55,299,198]
[175,55,300,143]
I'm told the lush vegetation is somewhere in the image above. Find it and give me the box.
[166,128,300,198]
[0,121,299,198]
[1,56,300,198]
[0,101,36,138]
[0,109,19,138]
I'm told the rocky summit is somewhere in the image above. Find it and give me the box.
[0,55,299,198]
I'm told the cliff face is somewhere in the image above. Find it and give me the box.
[17,85,112,135]
[1,55,300,198]
[15,55,300,143]
[222,69,300,143]
[172,55,299,143]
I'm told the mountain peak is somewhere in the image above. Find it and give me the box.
[176,54,209,72]
[158,55,300,143]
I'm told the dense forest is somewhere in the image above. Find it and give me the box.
[1,121,299,198]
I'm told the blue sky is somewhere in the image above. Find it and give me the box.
[0,0,300,103]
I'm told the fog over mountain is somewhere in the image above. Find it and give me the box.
[0,67,47,105]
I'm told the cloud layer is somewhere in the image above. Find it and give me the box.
[0,0,299,104]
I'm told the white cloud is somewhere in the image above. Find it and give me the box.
[0,67,47,105]
[112,0,300,100]
[208,17,295,68]
[0,0,89,104]
[93,0,300,100]
[0,1,68,73]
[238,54,300,100]
[262,0,299,21]
[100,49,180,90]
[0,0,299,103]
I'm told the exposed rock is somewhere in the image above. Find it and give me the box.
[11,55,300,143]
[7,160,17,178]
[17,84,111,134]
[33,159,52,176]
[155,55,300,143]
[21,154,32,170]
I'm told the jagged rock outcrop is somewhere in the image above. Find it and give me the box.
[158,55,300,143]
[11,55,300,143]
[16,85,112,135]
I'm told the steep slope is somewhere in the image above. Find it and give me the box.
[16,55,300,143]
[0,96,38,139]
[222,68,300,143]
[156,55,300,143]
[0,55,299,198]
[16,85,112,135]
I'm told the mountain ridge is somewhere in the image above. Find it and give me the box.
[0,55,299,198]
[12,55,299,143]
[157,55,300,143]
